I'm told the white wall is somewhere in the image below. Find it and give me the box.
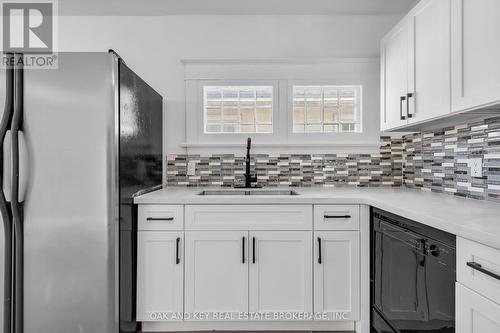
[58,15,401,155]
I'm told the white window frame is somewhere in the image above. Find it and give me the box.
[187,79,281,146]
[286,77,375,147]
[202,84,275,135]
[290,84,363,135]
[183,59,380,154]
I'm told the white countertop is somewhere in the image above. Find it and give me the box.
[135,187,500,249]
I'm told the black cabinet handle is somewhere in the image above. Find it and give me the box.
[147,217,174,221]
[407,93,413,118]
[252,237,256,264]
[175,237,181,264]
[467,262,500,281]
[242,236,246,263]
[317,237,322,264]
[400,96,407,120]
[324,215,351,219]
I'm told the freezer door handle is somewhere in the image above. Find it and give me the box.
[2,130,28,202]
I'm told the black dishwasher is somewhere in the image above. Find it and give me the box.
[371,208,456,333]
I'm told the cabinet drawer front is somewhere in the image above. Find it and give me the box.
[138,205,184,230]
[456,283,500,333]
[314,205,360,230]
[457,237,500,304]
[185,205,313,230]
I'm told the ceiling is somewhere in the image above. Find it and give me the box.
[58,0,420,16]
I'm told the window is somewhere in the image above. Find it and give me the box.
[184,59,379,153]
[292,85,361,133]
[203,86,273,134]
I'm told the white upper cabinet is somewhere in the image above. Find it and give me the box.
[408,0,451,123]
[451,0,500,112]
[381,0,453,131]
[380,19,410,131]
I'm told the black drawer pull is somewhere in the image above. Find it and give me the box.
[317,237,322,264]
[324,215,351,219]
[467,262,500,281]
[242,236,246,264]
[407,93,414,118]
[146,217,174,221]
[252,237,256,264]
[400,95,407,120]
[175,237,181,264]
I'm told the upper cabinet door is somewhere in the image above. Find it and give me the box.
[249,231,312,316]
[408,0,451,122]
[184,231,248,320]
[381,20,410,131]
[451,0,500,112]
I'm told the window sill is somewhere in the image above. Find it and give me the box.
[180,142,381,155]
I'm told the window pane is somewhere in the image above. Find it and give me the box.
[305,124,322,133]
[292,85,361,134]
[256,124,272,133]
[206,124,221,133]
[256,108,272,123]
[204,86,273,133]
[294,108,305,124]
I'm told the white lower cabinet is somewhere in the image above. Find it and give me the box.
[184,231,248,319]
[249,231,312,316]
[138,203,364,330]
[136,231,184,321]
[314,231,360,321]
[456,283,500,333]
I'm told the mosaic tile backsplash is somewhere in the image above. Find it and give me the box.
[403,116,500,203]
[167,116,500,203]
[167,137,404,188]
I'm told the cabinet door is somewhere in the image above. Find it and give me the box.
[451,0,500,112]
[381,21,410,130]
[456,283,500,333]
[249,231,312,316]
[136,231,183,321]
[314,231,360,321]
[184,231,248,320]
[408,0,451,122]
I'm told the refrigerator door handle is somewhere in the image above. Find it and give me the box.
[3,130,12,202]
[2,130,28,202]
[17,131,28,202]
[0,53,14,333]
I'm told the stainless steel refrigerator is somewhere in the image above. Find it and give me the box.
[0,51,163,333]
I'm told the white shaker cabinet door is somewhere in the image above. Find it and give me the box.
[136,231,184,321]
[248,231,313,317]
[381,20,410,130]
[456,283,500,333]
[408,0,451,122]
[451,0,500,112]
[314,231,360,321]
[184,231,248,320]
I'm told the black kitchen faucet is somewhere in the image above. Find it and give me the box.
[243,137,258,188]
